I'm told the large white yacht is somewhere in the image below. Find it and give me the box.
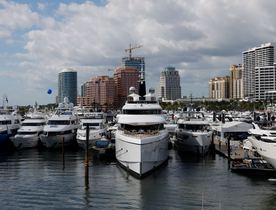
[11,108,47,149]
[76,112,107,149]
[175,110,212,155]
[248,123,276,168]
[116,87,169,178]
[0,99,21,148]
[40,98,79,149]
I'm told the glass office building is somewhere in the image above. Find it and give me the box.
[159,66,181,100]
[58,68,77,105]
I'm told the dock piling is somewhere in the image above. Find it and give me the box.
[84,125,89,189]
[62,136,65,170]
[227,137,231,169]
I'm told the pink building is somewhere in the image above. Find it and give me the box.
[78,67,139,110]
[114,66,140,109]
[77,76,115,111]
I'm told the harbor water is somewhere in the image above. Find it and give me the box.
[0,149,276,210]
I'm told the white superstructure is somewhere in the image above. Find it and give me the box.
[11,109,47,149]
[76,112,107,149]
[116,87,169,178]
[40,98,79,149]
[175,111,212,155]
[248,123,276,168]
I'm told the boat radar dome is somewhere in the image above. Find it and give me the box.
[145,88,156,101]
[127,87,140,101]
[64,97,69,104]
[58,103,64,109]
[129,87,136,94]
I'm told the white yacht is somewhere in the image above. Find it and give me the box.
[11,108,47,149]
[76,112,107,149]
[175,111,212,155]
[0,108,21,148]
[116,87,169,178]
[40,98,79,149]
[248,123,276,168]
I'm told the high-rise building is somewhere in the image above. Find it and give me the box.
[242,43,274,99]
[208,76,230,99]
[122,56,145,96]
[230,64,243,99]
[80,83,87,97]
[159,66,181,100]
[255,64,276,100]
[58,68,77,105]
[77,76,115,111]
[114,66,139,109]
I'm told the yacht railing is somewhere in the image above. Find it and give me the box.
[121,129,160,137]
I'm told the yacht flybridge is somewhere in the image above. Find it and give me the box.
[115,87,169,178]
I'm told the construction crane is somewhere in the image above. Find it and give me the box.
[125,44,142,59]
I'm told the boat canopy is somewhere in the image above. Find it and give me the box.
[213,121,253,133]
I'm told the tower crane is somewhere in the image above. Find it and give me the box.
[125,44,142,59]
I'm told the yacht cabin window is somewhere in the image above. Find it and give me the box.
[121,124,164,132]
[17,131,38,135]
[48,120,70,125]
[123,109,161,114]
[178,124,209,131]
[70,120,77,125]
[45,130,73,136]
[22,122,45,126]
[83,123,101,127]
[0,120,11,125]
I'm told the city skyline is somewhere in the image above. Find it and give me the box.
[1,0,276,105]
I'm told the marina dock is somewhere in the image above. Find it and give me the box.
[213,138,255,160]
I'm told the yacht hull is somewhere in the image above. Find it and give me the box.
[0,128,19,147]
[11,135,39,149]
[175,131,212,155]
[40,133,76,149]
[76,129,105,149]
[0,133,11,145]
[77,137,102,149]
[248,136,276,168]
[115,130,169,178]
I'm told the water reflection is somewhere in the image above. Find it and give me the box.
[0,149,275,209]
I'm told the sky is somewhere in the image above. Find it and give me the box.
[1,0,276,105]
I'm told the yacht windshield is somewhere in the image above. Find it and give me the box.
[17,131,37,135]
[0,120,11,125]
[83,123,100,127]
[121,124,164,132]
[123,109,161,114]
[56,110,73,115]
[48,120,70,125]
[62,111,73,115]
[22,123,45,126]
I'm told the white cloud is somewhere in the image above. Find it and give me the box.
[37,2,47,11]
[2,0,276,104]
[0,0,40,38]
